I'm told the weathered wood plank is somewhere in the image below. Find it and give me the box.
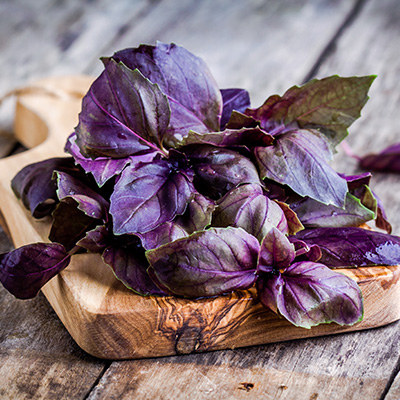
[87,322,400,400]
[385,369,400,400]
[0,284,106,400]
[96,0,357,106]
[0,0,151,93]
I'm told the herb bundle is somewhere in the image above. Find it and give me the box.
[2,42,400,329]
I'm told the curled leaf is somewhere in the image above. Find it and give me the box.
[11,157,78,218]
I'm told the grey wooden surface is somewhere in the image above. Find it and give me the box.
[1,0,400,399]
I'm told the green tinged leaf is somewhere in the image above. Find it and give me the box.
[246,75,376,146]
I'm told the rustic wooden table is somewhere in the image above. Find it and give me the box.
[1,0,400,399]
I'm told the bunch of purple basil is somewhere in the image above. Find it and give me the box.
[2,42,400,329]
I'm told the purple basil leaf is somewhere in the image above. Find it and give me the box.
[110,158,196,235]
[109,42,222,147]
[339,172,372,189]
[55,171,109,220]
[175,193,215,234]
[146,227,259,297]
[76,225,109,253]
[373,190,392,233]
[65,132,158,187]
[359,143,400,173]
[275,201,304,235]
[103,245,165,296]
[178,127,273,148]
[246,75,375,145]
[137,222,188,250]
[256,261,363,328]
[225,111,259,130]
[49,198,101,251]
[185,144,261,199]
[220,88,251,129]
[290,238,322,263]
[257,228,295,272]
[254,129,348,207]
[75,59,170,158]
[212,183,289,241]
[294,227,400,267]
[11,157,78,218]
[0,243,70,299]
[290,192,375,228]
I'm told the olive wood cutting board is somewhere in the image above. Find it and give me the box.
[1,76,400,360]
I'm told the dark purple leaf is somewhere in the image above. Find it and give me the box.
[339,172,372,189]
[220,88,250,129]
[76,225,109,253]
[225,111,259,130]
[256,261,363,328]
[185,145,261,199]
[175,193,215,234]
[146,227,259,297]
[137,222,188,250]
[75,59,170,158]
[290,238,322,263]
[0,243,70,299]
[49,198,101,251]
[103,245,165,296]
[178,127,273,148]
[359,143,400,173]
[294,227,400,267]
[55,171,109,220]
[373,191,392,234]
[65,133,158,187]
[109,42,222,147]
[11,157,78,218]
[110,158,196,235]
[290,192,375,228]
[254,129,348,207]
[212,184,289,241]
[246,75,375,145]
[257,228,295,272]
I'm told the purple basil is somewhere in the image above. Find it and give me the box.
[294,227,400,268]
[110,157,196,235]
[246,75,375,145]
[65,133,158,187]
[103,244,165,296]
[220,88,251,129]
[146,227,259,297]
[109,42,222,147]
[137,222,188,250]
[75,59,170,158]
[0,243,71,299]
[359,143,400,173]
[185,144,261,199]
[212,183,289,241]
[3,42,395,331]
[11,157,78,218]
[179,126,273,148]
[256,261,363,328]
[254,129,348,207]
